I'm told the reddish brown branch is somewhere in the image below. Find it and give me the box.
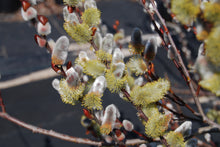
[141,0,220,129]
[0,112,147,146]
[0,91,6,113]
[0,112,102,146]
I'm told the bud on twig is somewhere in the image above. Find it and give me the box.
[144,38,157,62]
[51,36,69,65]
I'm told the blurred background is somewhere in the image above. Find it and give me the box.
[0,0,219,147]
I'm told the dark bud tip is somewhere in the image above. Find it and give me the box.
[22,0,31,12]
[66,61,72,70]
[131,27,142,45]
[144,39,157,62]
[37,15,48,25]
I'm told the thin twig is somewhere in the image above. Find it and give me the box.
[0,91,6,113]
[185,126,220,141]
[0,112,147,146]
[144,0,220,129]
[156,102,201,122]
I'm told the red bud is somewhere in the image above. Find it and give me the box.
[67,6,74,13]
[83,109,93,119]
[34,35,46,48]
[37,15,48,25]
[115,20,120,26]
[91,27,97,36]
[22,1,31,12]
[66,61,72,70]
[142,0,146,5]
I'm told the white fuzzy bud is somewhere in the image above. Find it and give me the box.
[74,64,83,78]
[175,121,192,137]
[52,36,69,65]
[67,13,79,24]
[122,120,134,131]
[29,0,37,5]
[204,133,211,142]
[94,32,102,50]
[79,51,89,62]
[102,104,118,129]
[52,78,60,91]
[102,33,114,54]
[84,0,97,9]
[66,67,80,87]
[63,6,69,21]
[134,76,144,86]
[83,75,89,82]
[139,144,147,147]
[90,76,106,94]
[104,135,113,143]
[37,22,51,35]
[21,7,37,21]
[112,62,125,79]
[112,48,124,63]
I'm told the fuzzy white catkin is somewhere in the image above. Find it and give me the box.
[102,104,118,128]
[21,7,37,21]
[52,78,60,91]
[175,121,192,137]
[37,22,51,35]
[83,75,89,82]
[74,64,83,78]
[122,120,134,131]
[104,135,112,143]
[66,67,79,87]
[52,36,69,64]
[94,32,102,50]
[79,51,89,61]
[67,13,79,24]
[139,144,147,147]
[90,76,106,94]
[84,0,97,9]
[112,62,125,79]
[63,6,69,21]
[102,33,114,54]
[112,48,124,63]
[204,133,211,142]
[134,76,144,86]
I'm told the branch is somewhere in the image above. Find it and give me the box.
[185,126,220,141]
[142,0,220,129]
[0,91,6,113]
[0,112,147,146]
